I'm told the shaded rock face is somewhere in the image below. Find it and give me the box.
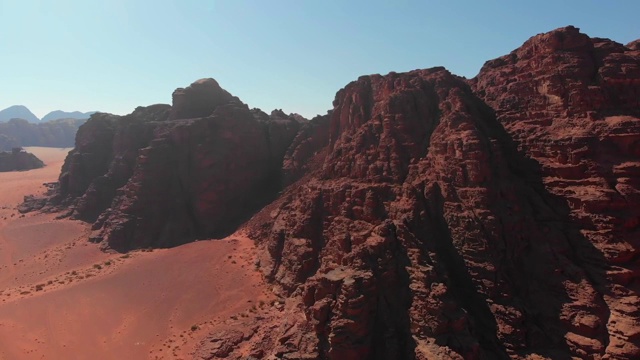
[281,113,331,185]
[243,27,640,360]
[169,78,237,120]
[55,79,304,251]
[471,26,640,360]
[60,105,171,219]
[94,104,300,251]
[0,147,44,172]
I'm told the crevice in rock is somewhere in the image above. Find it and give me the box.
[425,184,510,359]
[368,224,416,360]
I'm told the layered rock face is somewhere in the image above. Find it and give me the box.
[237,28,640,359]
[281,113,331,185]
[472,26,640,359]
[59,105,171,217]
[0,147,44,171]
[55,79,303,251]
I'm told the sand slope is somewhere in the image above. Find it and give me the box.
[0,147,270,359]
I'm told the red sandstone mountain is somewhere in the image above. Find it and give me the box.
[27,26,640,359]
[51,79,304,251]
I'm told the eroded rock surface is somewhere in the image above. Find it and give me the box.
[471,25,640,359]
[237,27,640,359]
[54,79,304,251]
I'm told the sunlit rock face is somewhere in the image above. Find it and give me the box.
[245,27,640,359]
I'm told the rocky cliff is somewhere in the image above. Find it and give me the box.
[53,78,303,251]
[470,25,640,359]
[34,26,640,359]
[0,147,44,172]
[231,27,639,359]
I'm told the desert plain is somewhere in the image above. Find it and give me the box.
[0,147,272,360]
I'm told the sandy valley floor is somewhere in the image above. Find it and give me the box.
[0,147,271,360]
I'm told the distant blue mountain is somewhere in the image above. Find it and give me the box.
[0,105,39,123]
[0,118,87,151]
[0,105,95,150]
[41,110,96,122]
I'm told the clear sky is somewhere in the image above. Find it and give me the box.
[1,0,638,119]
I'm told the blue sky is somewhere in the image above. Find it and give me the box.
[1,0,638,119]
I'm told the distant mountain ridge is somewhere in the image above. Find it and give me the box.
[0,105,97,123]
[0,105,98,150]
[0,118,86,150]
[41,110,96,122]
[0,105,39,123]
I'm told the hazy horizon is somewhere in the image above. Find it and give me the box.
[1,0,639,119]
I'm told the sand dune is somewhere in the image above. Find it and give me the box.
[0,147,270,359]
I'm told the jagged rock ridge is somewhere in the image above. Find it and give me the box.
[241,27,640,359]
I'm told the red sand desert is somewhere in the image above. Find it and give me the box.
[0,147,273,360]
